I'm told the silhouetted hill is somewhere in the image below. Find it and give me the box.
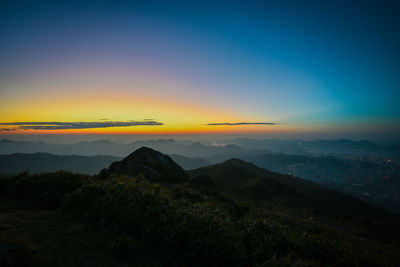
[0,153,121,175]
[189,158,396,221]
[99,147,188,182]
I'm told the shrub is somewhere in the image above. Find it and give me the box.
[64,176,241,266]
[65,176,176,260]
[7,171,91,208]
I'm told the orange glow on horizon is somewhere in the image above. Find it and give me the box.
[0,123,297,135]
[0,74,286,135]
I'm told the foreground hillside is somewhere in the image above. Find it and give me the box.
[1,147,400,266]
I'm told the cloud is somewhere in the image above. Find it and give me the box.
[0,120,163,130]
[0,128,18,132]
[207,122,277,126]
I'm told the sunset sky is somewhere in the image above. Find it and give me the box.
[1,1,399,139]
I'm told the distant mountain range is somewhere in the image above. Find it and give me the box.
[230,138,400,157]
[0,138,269,157]
[0,153,121,175]
[2,138,399,158]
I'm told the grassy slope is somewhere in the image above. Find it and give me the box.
[189,159,400,247]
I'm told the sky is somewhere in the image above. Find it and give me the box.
[1,0,399,140]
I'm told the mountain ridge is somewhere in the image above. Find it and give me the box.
[99,147,188,182]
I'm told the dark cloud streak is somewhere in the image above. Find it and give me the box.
[207,122,276,126]
[0,121,163,130]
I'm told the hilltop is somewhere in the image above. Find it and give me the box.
[99,147,188,182]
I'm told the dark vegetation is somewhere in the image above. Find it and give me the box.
[1,147,400,266]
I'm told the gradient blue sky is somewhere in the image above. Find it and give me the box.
[1,0,399,140]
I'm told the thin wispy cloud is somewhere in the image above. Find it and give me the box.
[207,122,277,126]
[0,120,163,131]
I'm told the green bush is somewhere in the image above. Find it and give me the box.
[64,176,241,266]
[0,176,12,194]
[65,176,175,260]
[0,172,29,194]
[7,171,91,208]
[166,200,241,266]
